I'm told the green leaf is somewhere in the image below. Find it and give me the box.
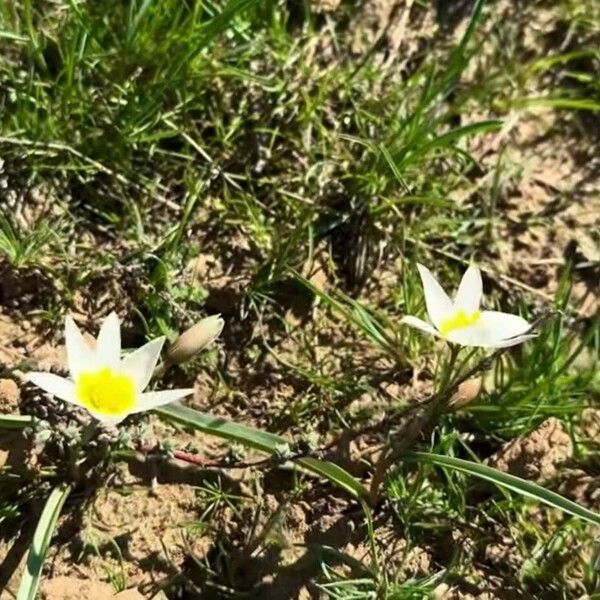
[157,404,287,453]
[406,451,600,526]
[17,484,71,600]
[297,457,367,499]
[156,404,367,499]
[0,414,35,429]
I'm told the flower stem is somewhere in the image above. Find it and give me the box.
[368,343,462,505]
[437,343,461,394]
[68,419,100,484]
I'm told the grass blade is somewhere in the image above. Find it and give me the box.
[156,404,368,499]
[512,96,600,112]
[441,0,487,96]
[406,451,600,526]
[0,415,35,429]
[456,0,486,56]
[17,484,71,600]
[175,0,260,75]
[289,269,400,359]
[127,0,155,43]
[413,120,502,157]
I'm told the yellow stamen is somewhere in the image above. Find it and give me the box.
[75,367,135,416]
[439,309,481,337]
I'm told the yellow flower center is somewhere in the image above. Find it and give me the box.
[75,367,136,416]
[439,309,482,337]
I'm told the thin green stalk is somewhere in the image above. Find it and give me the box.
[437,343,461,393]
[17,484,71,600]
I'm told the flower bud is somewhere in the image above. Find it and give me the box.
[448,377,481,410]
[165,315,224,366]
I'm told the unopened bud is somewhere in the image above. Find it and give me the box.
[448,378,481,410]
[165,315,224,366]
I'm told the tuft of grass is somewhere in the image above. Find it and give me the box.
[0,213,61,269]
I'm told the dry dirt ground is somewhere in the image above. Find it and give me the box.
[1,0,599,599]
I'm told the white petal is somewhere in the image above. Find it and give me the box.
[480,311,532,338]
[401,315,440,338]
[446,311,533,348]
[26,372,78,405]
[416,264,453,329]
[90,413,128,427]
[65,316,96,379]
[486,333,538,348]
[95,312,121,369]
[454,264,482,313]
[120,337,165,393]
[131,388,195,414]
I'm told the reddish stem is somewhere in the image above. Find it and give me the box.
[136,443,219,467]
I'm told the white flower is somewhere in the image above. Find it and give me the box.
[402,264,535,348]
[26,313,218,426]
